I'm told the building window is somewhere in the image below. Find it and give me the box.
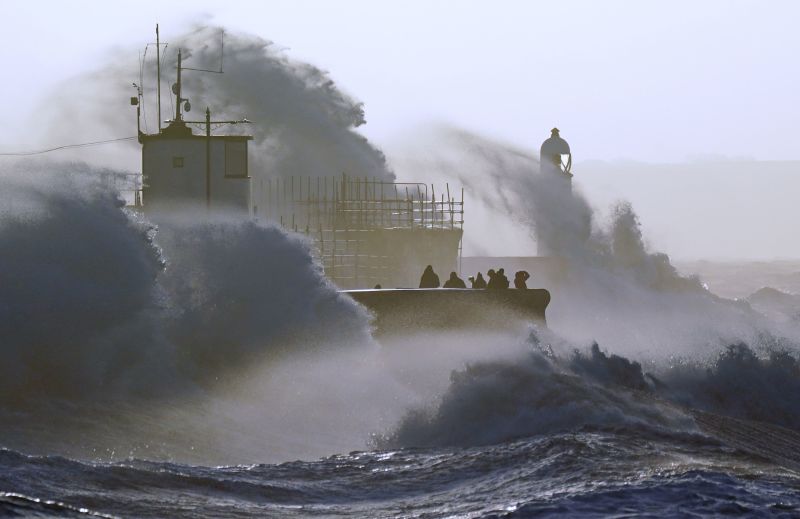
[224,141,248,178]
[172,156,184,168]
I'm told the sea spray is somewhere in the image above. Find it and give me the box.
[0,160,524,464]
[383,127,800,448]
[380,328,800,450]
[391,127,800,358]
[0,161,371,402]
[38,24,394,184]
[377,127,800,447]
[377,329,695,449]
[0,161,169,400]
[154,213,371,378]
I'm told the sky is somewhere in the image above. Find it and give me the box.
[1,0,799,259]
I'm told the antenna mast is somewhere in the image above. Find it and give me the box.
[175,49,183,121]
[156,24,161,132]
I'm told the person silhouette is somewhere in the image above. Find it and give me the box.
[496,268,510,289]
[514,270,530,289]
[419,265,440,288]
[486,269,500,289]
[472,272,487,289]
[443,271,466,288]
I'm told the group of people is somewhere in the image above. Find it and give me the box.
[418,265,531,289]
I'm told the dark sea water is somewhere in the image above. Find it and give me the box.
[3,425,800,518]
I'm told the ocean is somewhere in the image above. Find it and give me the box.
[3,428,800,517]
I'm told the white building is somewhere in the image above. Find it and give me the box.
[140,118,253,215]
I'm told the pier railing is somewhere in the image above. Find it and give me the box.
[253,174,464,233]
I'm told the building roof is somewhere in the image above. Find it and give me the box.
[140,120,253,142]
[141,133,253,142]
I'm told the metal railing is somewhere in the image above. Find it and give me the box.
[254,173,464,233]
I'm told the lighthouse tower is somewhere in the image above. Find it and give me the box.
[536,128,574,257]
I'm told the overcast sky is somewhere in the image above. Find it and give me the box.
[3,0,799,161]
[1,0,798,259]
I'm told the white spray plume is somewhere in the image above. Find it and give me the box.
[0,159,371,403]
[39,24,393,182]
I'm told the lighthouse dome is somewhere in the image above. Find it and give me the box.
[539,127,572,179]
[540,127,570,157]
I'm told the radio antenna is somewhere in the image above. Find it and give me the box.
[182,30,225,74]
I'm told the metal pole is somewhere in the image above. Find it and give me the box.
[461,187,465,228]
[447,183,452,229]
[156,24,162,132]
[431,186,435,228]
[205,107,211,209]
[175,49,183,121]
